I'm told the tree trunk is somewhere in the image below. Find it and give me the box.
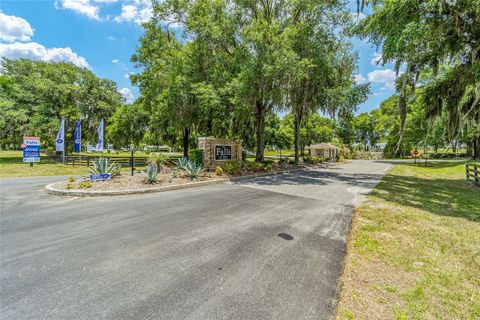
[474,137,480,160]
[255,102,266,163]
[183,127,189,159]
[294,114,300,164]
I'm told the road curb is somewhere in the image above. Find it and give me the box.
[44,166,328,197]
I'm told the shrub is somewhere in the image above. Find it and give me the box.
[149,153,165,172]
[263,158,275,165]
[337,156,345,162]
[223,160,241,175]
[66,183,74,189]
[264,163,273,171]
[183,161,204,180]
[242,150,247,161]
[89,158,121,176]
[278,158,288,165]
[303,156,314,164]
[144,150,151,154]
[68,176,76,182]
[142,164,159,184]
[215,165,223,176]
[188,149,204,165]
[77,181,92,189]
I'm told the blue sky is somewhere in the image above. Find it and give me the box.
[0,0,397,113]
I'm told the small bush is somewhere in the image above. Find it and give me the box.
[142,163,159,184]
[68,176,76,183]
[149,153,165,172]
[66,183,74,189]
[223,160,241,175]
[144,150,151,154]
[263,158,275,165]
[278,158,288,165]
[78,181,92,189]
[215,165,223,176]
[189,149,204,165]
[303,156,314,164]
[264,163,273,171]
[242,150,247,161]
[337,156,345,162]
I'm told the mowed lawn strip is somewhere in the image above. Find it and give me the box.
[337,162,480,320]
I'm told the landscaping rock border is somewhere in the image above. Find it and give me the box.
[45,167,314,197]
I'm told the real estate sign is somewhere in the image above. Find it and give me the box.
[22,136,40,163]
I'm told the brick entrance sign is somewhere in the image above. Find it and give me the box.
[198,137,243,170]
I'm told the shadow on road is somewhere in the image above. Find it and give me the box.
[233,169,385,189]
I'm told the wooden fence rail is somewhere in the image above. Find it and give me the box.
[466,162,480,186]
[56,155,181,168]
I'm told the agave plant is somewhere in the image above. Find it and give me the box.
[175,157,190,171]
[142,163,159,184]
[89,158,121,176]
[183,161,204,180]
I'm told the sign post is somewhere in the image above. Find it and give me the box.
[22,136,40,166]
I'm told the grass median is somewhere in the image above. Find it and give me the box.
[337,162,480,319]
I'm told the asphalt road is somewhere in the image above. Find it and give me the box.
[0,160,392,320]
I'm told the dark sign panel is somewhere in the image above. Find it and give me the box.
[215,145,232,161]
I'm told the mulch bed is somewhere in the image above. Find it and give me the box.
[53,162,335,192]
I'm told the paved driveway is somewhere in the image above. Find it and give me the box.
[0,160,392,320]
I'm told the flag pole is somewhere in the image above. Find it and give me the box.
[62,119,65,165]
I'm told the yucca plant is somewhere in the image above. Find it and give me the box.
[149,153,165,172]
[89,157,121,176]
[142,163,159,184]
[183,161,204,180]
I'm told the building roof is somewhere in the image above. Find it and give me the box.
[305,143,341,150]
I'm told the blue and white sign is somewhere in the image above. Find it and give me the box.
[95,119,104,152]
[89,173,111,182]
[55,118,65,152]
[23,136,40,163]
[73,120,81,153]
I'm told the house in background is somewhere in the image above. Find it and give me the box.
[305,143,340,161]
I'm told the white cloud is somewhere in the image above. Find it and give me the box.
[119,87,135,103]
[0,12,34,42]
[367,69,398,90]
[354,74,367,85]
[112,59,119,63]
[107,35,116,40]
[124,72,133,79]
[115,0,152,25]
[370,52,383,66]
[0,42,89,68]
[55,0,100,20]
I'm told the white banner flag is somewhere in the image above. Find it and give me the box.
[55,118,65,152]
[95,119,104,152]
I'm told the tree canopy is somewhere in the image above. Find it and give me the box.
[0,59,124,152]
[355,0,480,157]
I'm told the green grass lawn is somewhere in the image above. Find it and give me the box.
[0,151,89,178]
[337,162,480,319]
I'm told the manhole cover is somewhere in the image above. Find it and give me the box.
[277,233,294,240]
